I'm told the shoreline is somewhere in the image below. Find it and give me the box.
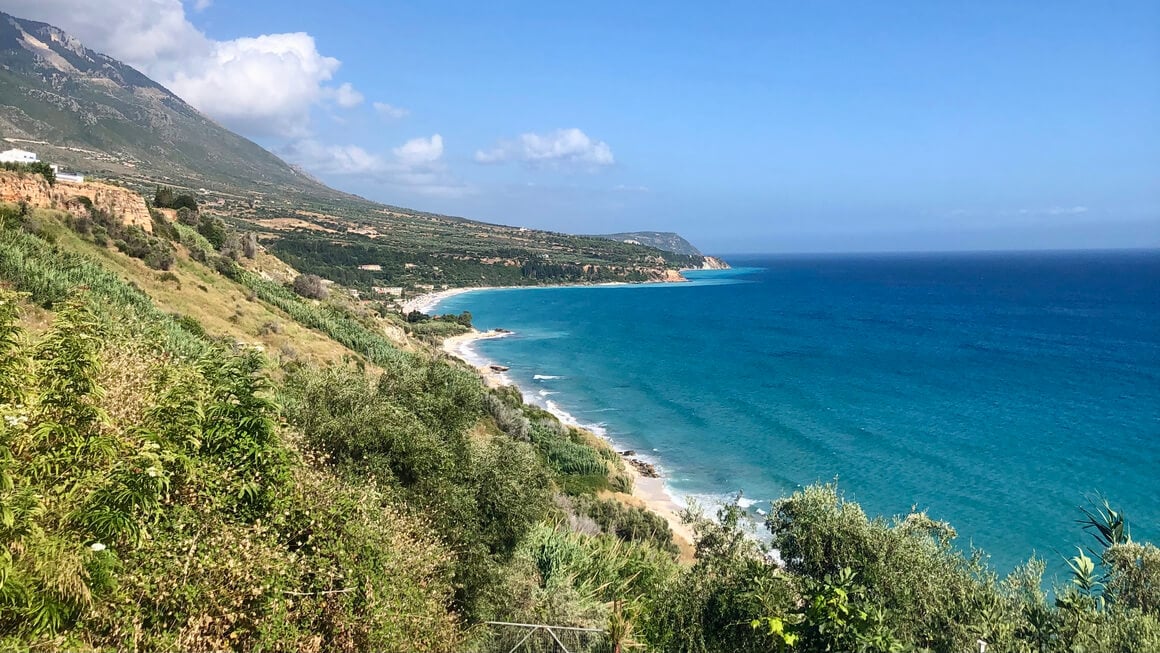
[400,268,727,317]
[403,287,496,315]
[439,326,696,552]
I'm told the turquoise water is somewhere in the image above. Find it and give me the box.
[436,251,1160,574]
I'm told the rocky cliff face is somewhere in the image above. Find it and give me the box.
[0,170,152,232]
[700,256,730,270]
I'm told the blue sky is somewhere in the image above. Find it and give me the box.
[7,1,1159,253]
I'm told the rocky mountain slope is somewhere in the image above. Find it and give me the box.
[595,231,704,256]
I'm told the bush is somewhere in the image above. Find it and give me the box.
[175,206,198,226]
[153,186,198,211]
[197,214,227,249]
[292,273,328,300]
[571,495,678,554]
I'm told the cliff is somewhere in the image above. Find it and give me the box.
[0,170,151,232]
[700,256,730,270]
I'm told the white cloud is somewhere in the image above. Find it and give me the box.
[283,134,467,197]
[166,33,342,136]
[373,102,410,120]
[393,134,443,167]
[191,0,212,11]
[475,128,615,169]
[2,0,362,137]
[282,140,384,175]
[329,83,364,109]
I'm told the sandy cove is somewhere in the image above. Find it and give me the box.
[440,327,696,554]
[440,329,513,389]
[403,287,495,315]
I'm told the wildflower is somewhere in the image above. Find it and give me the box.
[90,542,106,552]
[146,466,161,477]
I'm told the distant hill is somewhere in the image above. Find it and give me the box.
[0,10,721,289]
[594,232,703,256]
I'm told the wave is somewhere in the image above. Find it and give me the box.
[537,390,557,397]
[543,400,607,437]
[533,374,563,380]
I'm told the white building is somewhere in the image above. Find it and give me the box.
[0,148,38,164]
[48,164,84,184]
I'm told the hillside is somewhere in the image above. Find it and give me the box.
[2,129,1158,653]
[0,10,719,294]
[595,231,703,256]
[3,198,1159,650]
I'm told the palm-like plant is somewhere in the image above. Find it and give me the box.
[1077,496,1130,556]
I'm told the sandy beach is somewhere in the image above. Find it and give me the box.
[439,326,696,553]
[440,328,514,388]
[402,287,494,315]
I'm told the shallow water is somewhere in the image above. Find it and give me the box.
[437,251,1160,575]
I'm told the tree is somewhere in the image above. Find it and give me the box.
[242,232,258,259]
[175,207,198,226]
[292,274,328,300]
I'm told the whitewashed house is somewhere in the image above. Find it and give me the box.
[0,148,38,164]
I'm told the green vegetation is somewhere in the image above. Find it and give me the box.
[1,204,1157,652]
[0,161,55,185]
[152,187,199,211]
[266,229,702,291]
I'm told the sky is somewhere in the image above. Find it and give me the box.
[3,1,1158,253]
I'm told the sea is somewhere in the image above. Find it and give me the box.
[434,251,1160,576]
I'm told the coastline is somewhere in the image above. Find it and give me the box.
[438,325,696,552]
[403,287,495,315]
[400,267,727,316]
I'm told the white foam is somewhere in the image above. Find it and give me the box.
[543,399,608,437]
[533,374,563,380]
[737,497,758,509]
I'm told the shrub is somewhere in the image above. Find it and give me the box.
[292,273,328,300]
[153,187,198,211]
[175,206,198,226]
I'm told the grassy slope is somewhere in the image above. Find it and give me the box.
[50,225,390,368]
[1,203,686,650]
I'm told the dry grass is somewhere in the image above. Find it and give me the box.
[51,228,366,369]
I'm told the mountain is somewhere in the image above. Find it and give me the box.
[0,10,720,290]
[594,231,704,256]
[0,11,340,201]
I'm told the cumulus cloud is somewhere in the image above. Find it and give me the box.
[373,102,410,120]
[475,128,615,169]
[165,33,342,136]
[328,83,364,109]
[282,134,467,197]
[2,0,363,137]
[393,135,444,167]
[281,140,384,175]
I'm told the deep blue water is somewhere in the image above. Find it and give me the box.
[436,251,1160,574]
